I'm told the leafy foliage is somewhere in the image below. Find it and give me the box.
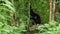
[55,12,60,23]
[0,0,60,34]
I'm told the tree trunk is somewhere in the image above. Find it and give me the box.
[49,0,55,22]
[11,0,16,26]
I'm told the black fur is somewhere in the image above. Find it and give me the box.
[30,6,41,25]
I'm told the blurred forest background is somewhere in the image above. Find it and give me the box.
[0,0,60,34]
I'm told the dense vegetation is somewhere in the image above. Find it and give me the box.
[0,0,60,34]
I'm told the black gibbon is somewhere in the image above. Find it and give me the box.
[30,6,41,25]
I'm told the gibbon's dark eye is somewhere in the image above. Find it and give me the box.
[30,5,41,25]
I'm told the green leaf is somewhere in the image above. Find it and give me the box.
[3,4,15,12]
[0,14,5,19]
